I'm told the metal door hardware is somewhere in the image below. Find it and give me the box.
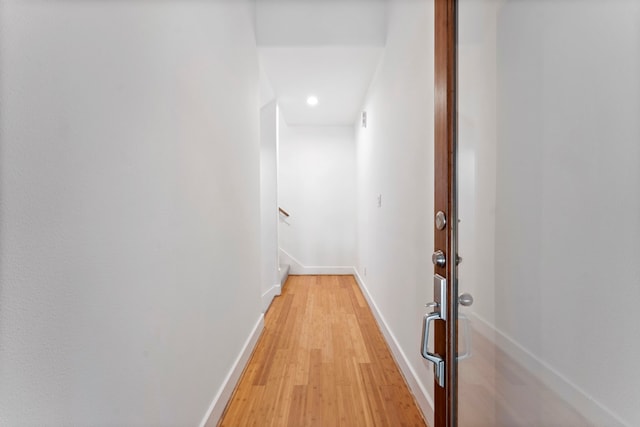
[432,250,446,267]
[435,211,447,230]
[458,293,474,307]
[433,274,447,320]
[422,312,445,387]
[421,274,447,388]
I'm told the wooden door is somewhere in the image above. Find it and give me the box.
[431,1,640,426]
[432,0,457,426]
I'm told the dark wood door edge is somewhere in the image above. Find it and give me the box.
[433,0,457,426]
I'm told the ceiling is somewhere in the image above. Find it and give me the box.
[259,47,384,126]
[256,0,388,126]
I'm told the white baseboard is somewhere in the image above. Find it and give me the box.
[278,249,355,275]
[470,312,629,427]
[353,270,434,427]
[200,315,265,427]
[279,264,290,287]
[261,282,281,313]
[291,266,355,275]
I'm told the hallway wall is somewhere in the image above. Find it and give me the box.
[0,2,262,426]
[355,0,435,421]
[278,121,357,271]
[260,101,280,310]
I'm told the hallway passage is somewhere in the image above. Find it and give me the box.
[218,275,427,426]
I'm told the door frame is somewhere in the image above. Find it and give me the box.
[433,0,457,426]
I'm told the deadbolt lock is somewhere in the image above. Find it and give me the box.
[435,211,447,230]
[432,250,446,268]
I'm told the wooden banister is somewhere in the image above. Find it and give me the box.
[278,207,290,217]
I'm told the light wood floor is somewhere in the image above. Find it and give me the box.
[217,275,427,427]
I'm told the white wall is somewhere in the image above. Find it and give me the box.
[0,2,262,426]
[458,1,640,425]
[278,121,357,271]
[260,101,280,310]
[355,0,435,420]
[259,64,276,108]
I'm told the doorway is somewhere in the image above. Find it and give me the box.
[256,0,438,425]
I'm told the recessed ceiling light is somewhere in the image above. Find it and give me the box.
[306,96,319,107]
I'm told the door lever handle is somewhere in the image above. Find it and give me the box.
[425,302,439,309]
[421,311,445,388]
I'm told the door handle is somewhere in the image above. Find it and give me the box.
[421,311,445,388]
[458,292,474,307]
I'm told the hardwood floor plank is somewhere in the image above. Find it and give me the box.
[217,275,427,427]
[287,385,308,427]
[359,363,392,426]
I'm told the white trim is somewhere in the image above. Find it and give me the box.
[279,264,290,287]
[261,282,281,313]
[278,249,304,272]
[470,312,630,427]
[279,249,356,275]
[353,270,434,427]
[199,315,265,427]
[291,266,355,275]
